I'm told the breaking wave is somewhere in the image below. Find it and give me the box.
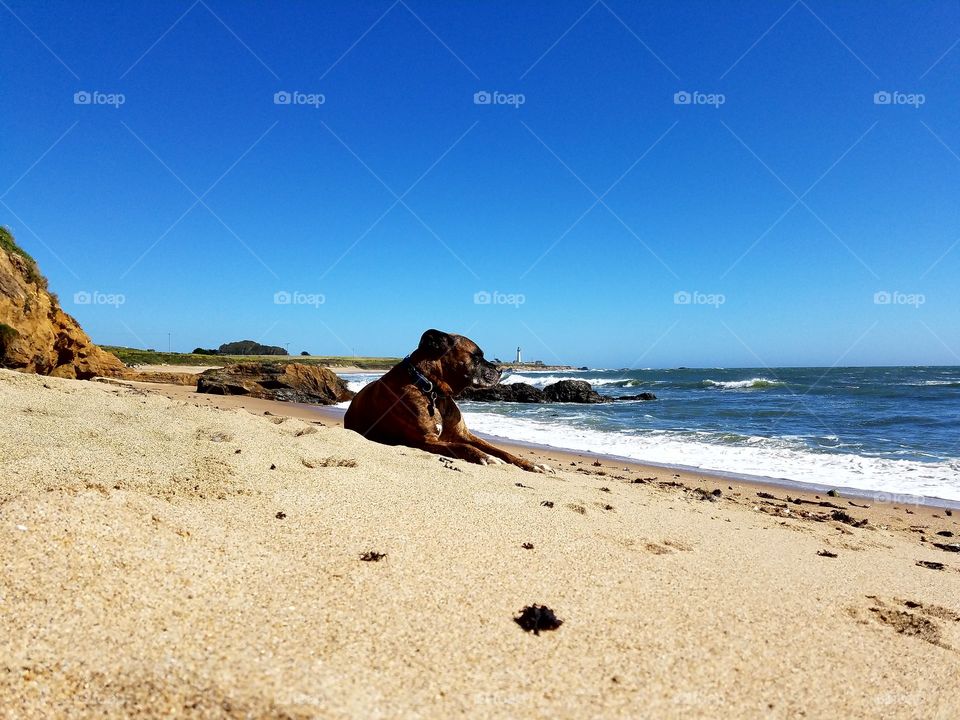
[701,378,786,390]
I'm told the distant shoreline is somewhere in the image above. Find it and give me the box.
[103,346,402,371]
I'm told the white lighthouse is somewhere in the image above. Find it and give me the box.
[515,346,522,364]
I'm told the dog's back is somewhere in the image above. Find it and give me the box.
[343,368,408,444]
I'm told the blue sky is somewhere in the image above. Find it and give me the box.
[2,0,958,367]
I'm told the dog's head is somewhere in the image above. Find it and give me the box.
[414,329,501,394]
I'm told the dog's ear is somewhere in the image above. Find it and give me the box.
[418,329,454,357]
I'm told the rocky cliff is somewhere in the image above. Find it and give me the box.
[0,227,126,379]
[197,363,354,405]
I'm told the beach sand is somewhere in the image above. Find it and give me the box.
[2,369,959,718]
[130,365,224,375]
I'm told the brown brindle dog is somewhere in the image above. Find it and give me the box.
[344,329,551,472]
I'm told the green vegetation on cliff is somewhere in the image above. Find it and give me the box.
[218,340,288,356]
[0,226,44,286]
[103,346,399,370]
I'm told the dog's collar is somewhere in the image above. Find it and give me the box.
[403,356,443,416]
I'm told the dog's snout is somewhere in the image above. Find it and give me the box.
[475,358,502,388]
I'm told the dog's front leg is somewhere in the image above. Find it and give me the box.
[446,428,552,473]
[411,439,508,466]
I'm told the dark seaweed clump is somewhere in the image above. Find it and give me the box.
[514,604,563,635]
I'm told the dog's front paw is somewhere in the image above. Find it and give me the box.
[481,455,507,466]
[531,463,554,474]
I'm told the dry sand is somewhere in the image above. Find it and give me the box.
[2,369,959,719]
[131,365,223,375]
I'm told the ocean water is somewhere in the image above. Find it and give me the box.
[340,367,960,502]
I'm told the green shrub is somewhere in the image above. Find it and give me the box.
[0,226,45,287]
[218,340,288,356]
[0,227,32,262]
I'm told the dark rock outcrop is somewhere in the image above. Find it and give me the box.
[197,363,353,404]
[614,392,657,401]
[458,382,545,403]
[542,379,604,404]
[459,378,657,404]
[0,227,126,379]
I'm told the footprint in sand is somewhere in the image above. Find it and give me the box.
[302,457,358,468]
[857,596,960,650]
[642,540,693,554]
[200,429,234,443]
[644,542,672,555]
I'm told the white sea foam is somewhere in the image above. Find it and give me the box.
[500,374,642,388]
[340,373,382,393]
[501,374,789,390]
[702,378,785,390]
[463,412,960,501]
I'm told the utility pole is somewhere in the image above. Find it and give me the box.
[168,333,171,353]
